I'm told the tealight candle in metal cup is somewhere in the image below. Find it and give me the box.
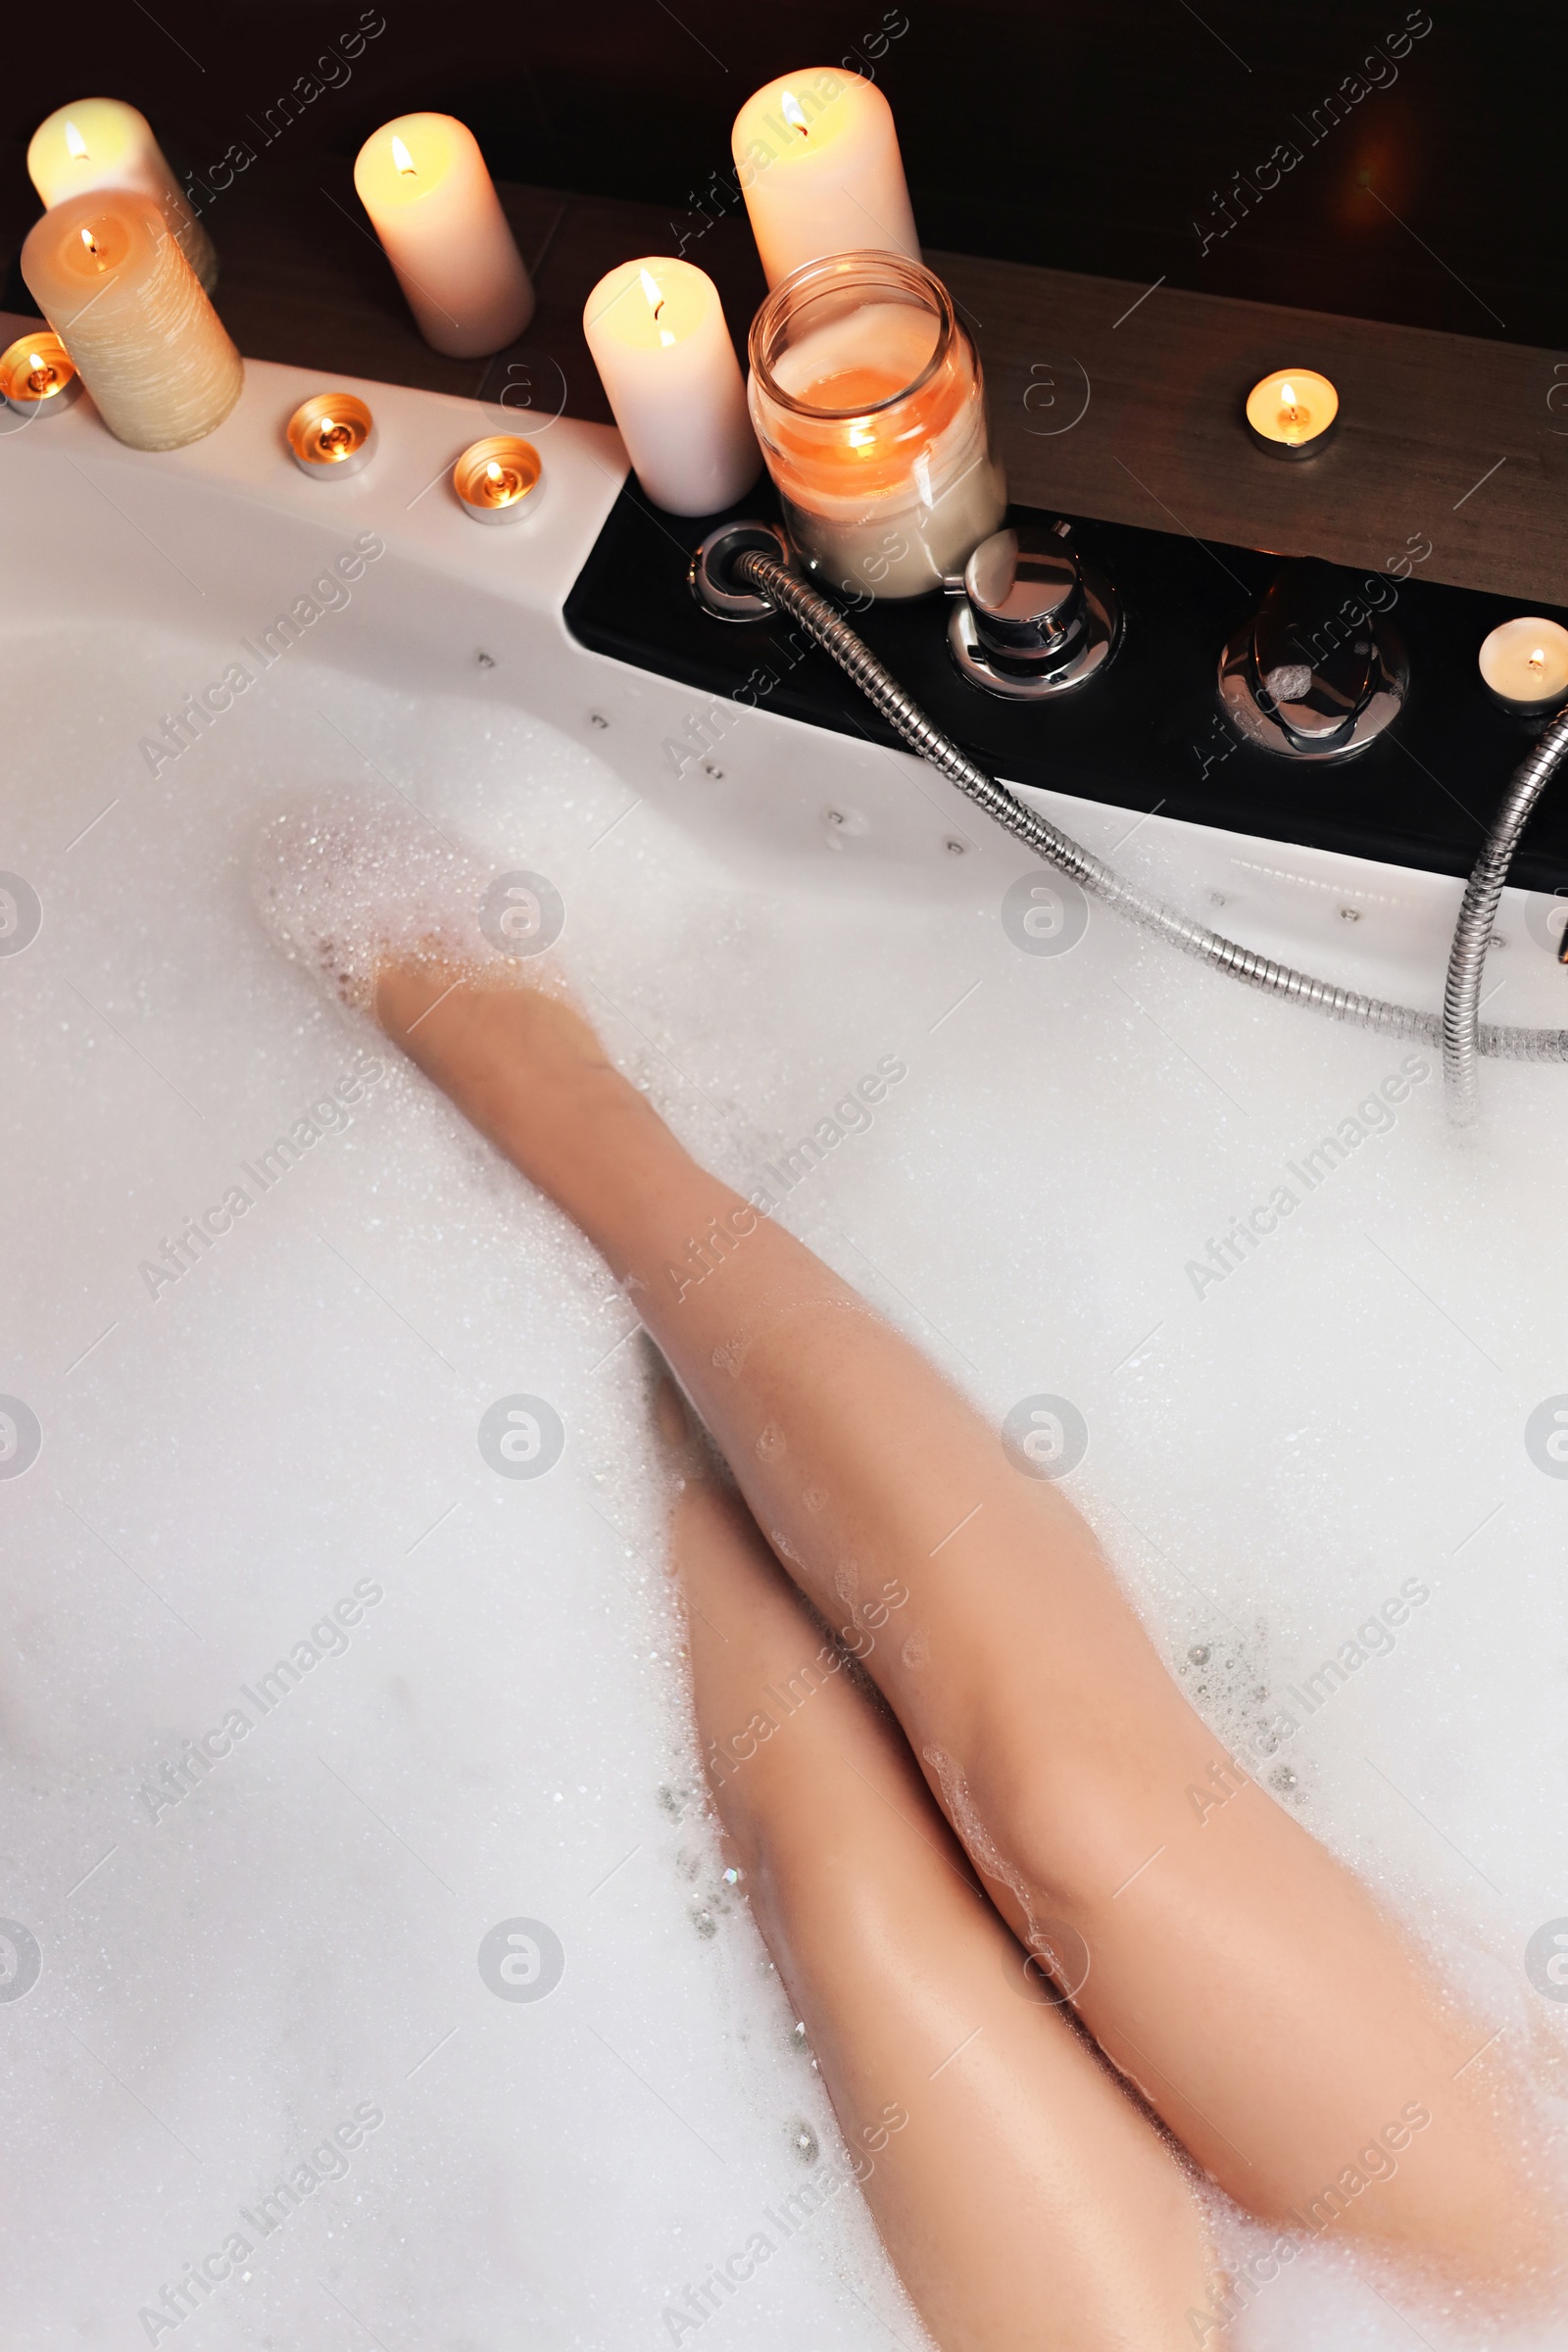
[285,391,377,477]
[453,433,543,523]
[1478,616,1568,723]
[0,330,82,418]
[1244,368,1339,461]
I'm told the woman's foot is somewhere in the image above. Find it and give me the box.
[252,798,643,1204]
[251,795,527,1011]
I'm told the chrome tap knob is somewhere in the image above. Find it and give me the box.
[948,521,1120,700]
[1218,557,1407,760]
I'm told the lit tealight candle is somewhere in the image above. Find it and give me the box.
[1478,616,1568,719]
[1244,368,1340,460]
[354,115,534,358]
[582,258,759,516]
[733,70,919,289]
[286,392,377,478]
[21,190,242,451]
[453,434,544,524]
[0,331,82,419]
[28,97,217,292]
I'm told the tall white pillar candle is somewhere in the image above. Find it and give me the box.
[732,70,918,288]
[22,189,243,451]
[582,258,759,516]
[353,114,534,358]
[28,97,217,292]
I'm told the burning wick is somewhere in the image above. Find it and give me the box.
[639,266,676,348]
[286,392,376,475]
[25,352,56,394]
[454,433,541,521]
[79,226,98,255]
[1530,647,1546,674]
[780,89,810,136]
[1280,380,1301,423]
[391,134,416,175]
[65,119,89,161]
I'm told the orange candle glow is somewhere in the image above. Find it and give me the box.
[748,253,1004,598]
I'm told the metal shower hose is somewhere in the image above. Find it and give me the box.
[734,548,1568,1123]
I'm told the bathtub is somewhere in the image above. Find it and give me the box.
[1,329,1562,2351]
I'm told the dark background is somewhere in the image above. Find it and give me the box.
[0,1,1560,348]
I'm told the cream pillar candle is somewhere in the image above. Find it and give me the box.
[21,190,243,451]
[732,70,918,288]
[353,114,534,358]
[583,258,759,516]
[28,98,217,293]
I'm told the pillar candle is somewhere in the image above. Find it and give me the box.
[732,70,918,289]
[28,98,217,293]
[353,114,534,358]
[582,258,759,517]
[21,190,243,452]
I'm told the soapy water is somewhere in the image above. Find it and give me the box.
[1,613,1567,2350]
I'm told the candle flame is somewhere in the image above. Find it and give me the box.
[391,134,416,174]
[780,88,809,135]
[27,353,43,372]
[79,226,98,256]
[478,457,522,503]
[638,265,677,344]
[65,118,89,160]
[1530,647,1546,671]
[1280,380,1297,407]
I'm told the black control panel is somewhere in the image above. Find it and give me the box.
[564,477,1568,893]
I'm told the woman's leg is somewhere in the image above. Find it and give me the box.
[377,959,1557,2296]
[660,1380,1215,2352]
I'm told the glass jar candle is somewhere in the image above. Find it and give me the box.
[748,251,1006,601]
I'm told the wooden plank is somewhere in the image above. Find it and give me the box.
[936,250,1568,605]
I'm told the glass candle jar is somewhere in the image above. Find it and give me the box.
[748,251,1006,601]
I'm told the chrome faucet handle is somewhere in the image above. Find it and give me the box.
[1218,557,1407,760]
[948,520,1120,701]
[962,523,1083,655]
